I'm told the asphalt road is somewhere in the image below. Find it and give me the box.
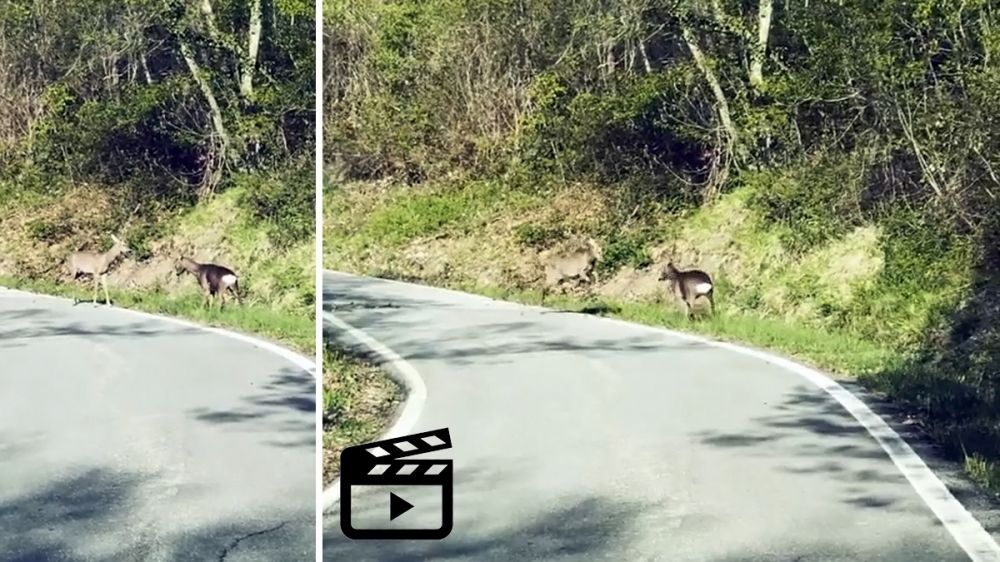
[323,270,1000,562]
[0,288,316,562]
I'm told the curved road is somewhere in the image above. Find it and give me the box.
[323,271,1000,562]
[0,288,315,561]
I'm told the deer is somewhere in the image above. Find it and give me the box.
[175,256,243,309]
[659,260,715,320]
[538,236,603,304]
[67,234,131,306]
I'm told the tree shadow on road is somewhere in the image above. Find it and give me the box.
[323,294,706,368]
[187,366,316,449]
[323,458,969,562]
[0,306,198,350]
[693,383,1000,534]
[0,463,314,562]
[323,461,654,562]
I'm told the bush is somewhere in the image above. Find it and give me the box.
[597,233,653,276]
[237,162,315,249]
[744,155,865,254]
[515,223,567,250]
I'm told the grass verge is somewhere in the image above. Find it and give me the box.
[0,275,314,357]
[453,282,903,378]
[323,343,402,487]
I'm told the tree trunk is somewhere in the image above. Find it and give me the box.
[140,53,153,84]
[240,0,263,98]
[681,26,740,158]
[179,39,234,174]
[638,39,652,73]
[200,0,222,41]
[749,0,774,88]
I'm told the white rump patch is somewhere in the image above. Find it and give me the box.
[221,274,237,285]
[694,282,713,295]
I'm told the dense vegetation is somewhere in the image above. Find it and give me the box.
[0,0,315,352]
[327,0,1000,488]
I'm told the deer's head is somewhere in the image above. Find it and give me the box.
[582,237,603,263]
[659,261,680,281]
[174,256,194,276]
[109,234,132,256]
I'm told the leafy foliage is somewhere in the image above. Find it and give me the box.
[1,0,315,234]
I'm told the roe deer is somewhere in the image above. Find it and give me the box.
[67,234,131,306]
[659,261,715,319]
[539,237,603,304]
[175,256,243,309]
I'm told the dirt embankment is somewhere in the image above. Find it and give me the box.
[0,185,311,310]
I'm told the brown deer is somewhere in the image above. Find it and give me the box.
[659,261,715,319]
[175,256,243,309]
[67,234,131,306]
[539,237,603,304]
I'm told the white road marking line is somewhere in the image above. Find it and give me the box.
[322,309,428,510]
[589,313,1000,562]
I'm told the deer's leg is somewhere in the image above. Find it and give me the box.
[678,288,692,319]
[102,275,111,306]
[229,284,242,305]
[92,276,99,305]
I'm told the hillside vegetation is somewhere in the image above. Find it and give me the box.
[0,0,315,354]
[327,0,1000,490]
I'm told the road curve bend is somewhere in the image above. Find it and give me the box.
[0,287,316,562]
[323,270,1000,562]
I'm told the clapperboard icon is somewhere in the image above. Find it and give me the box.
[340,428,453,540]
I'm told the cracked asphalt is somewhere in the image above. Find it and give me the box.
[0,289,316,561]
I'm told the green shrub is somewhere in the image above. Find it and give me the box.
[744,155,865,253]
[237,162,315,249]
[597,234,652,276]
[27,219,71,242]
[515,223,567,250]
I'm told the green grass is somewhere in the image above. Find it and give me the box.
[436,280,904,378]
[323,344,402,486]
[365,180,537,244]
[966,454,1000,493]
[0,275,314,357]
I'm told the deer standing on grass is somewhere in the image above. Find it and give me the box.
[175,256,243,309]
[659,261,715,319]
[67,234,131,306]
[539,237,603,304]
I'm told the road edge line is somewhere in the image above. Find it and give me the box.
[320,309,427,512]
[591,313,1000,562]
[0,286,317,377]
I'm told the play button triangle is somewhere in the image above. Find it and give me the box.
[389,492,414,521]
